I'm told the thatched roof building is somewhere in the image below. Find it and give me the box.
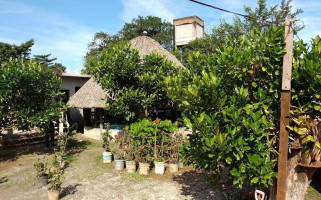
[67,35,184,109]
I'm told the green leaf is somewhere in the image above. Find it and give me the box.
[251,177,259,184]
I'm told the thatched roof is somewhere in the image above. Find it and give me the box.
[130,36,184,68]
[67,35,184,109]
[67,78,107,108]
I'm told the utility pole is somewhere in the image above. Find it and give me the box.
[276,18,294,200]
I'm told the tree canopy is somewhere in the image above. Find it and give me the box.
[0,40,34,63]
[86,41,177,121]
[83,16,173,74]
[0,59,64,131]
[165,25,321,190]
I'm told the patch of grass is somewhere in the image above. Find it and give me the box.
[121,172,145,182]
[306,185,321,200]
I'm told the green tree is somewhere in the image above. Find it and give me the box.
[119,16,173,50]
[86,41,177,121]
[33,54,66,73]
[83,16,173,75]
[0,39,34,62]
[0,58,64,131]
[166,24,320,194]
[33,54,57,66]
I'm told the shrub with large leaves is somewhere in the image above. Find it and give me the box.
[0,58,63,131]
[86,41,177,121]
[166,25,321,189]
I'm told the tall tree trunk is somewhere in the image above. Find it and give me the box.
[269,150,316,200]
[285,150,316,200]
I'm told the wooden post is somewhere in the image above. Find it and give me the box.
[276,18,294,200]
[99,109,103,134]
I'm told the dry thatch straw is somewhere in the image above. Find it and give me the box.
[67,78,107,108]
[67,35,184,108]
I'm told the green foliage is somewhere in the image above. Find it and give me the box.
[48,154,65,191]
[119,16,173,50]
[167,21,321,189]
[166,26,287,189]
[128,118,177,163]
[83,16,173,74]
[287,106,321,164]
[86,41,177,121]
[179,0,303,63]
[0,58,64,131]
[102,123,113,151]
[0,40,34,63]
[34,157,49,177]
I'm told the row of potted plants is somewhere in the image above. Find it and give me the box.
[102,119,186,175]
[34,123,77,200]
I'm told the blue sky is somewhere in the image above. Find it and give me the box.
[1,0,320,74]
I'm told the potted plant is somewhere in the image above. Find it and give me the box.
[47,154,65,200]
[124,136,136,173]
[102,123,113,163]
[288,106,321,165]
[114,136,126,171]
[153,120,166,175]
[57,123,77,168]
[34,157,48,186]
[167,133,181,173]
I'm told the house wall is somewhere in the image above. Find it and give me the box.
[174,16,204,47]
[84,126,126,141]
[60,75,90,128]
[83,126,191,141]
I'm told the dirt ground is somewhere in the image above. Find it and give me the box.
[14,133,321,200]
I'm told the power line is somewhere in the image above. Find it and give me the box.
[188,0,256,20]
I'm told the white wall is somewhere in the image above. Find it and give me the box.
[61,75,90,128]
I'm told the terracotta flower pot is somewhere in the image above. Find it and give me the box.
[48,189,60,200]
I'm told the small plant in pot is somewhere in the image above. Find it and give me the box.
[57,123,77,168]
[153,123,167,175]
[167,133,181,173]
[124,136,136,173]
[114,136,126,171]
[34,157,49,186]
[47,154,65,200]
[102,123,113,163]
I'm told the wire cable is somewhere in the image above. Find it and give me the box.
[188,0,256,20]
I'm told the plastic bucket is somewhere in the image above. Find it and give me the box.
[113,153,118,160]
[37,175,48,186]
[168,163,179,173]
[155,162,165,175]
[103,152,112,163]
[126,161,136,173]
[115,160,125,170]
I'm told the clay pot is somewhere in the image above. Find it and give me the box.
[48,189,60,200]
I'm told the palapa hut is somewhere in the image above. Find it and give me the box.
[67,34,184,140]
